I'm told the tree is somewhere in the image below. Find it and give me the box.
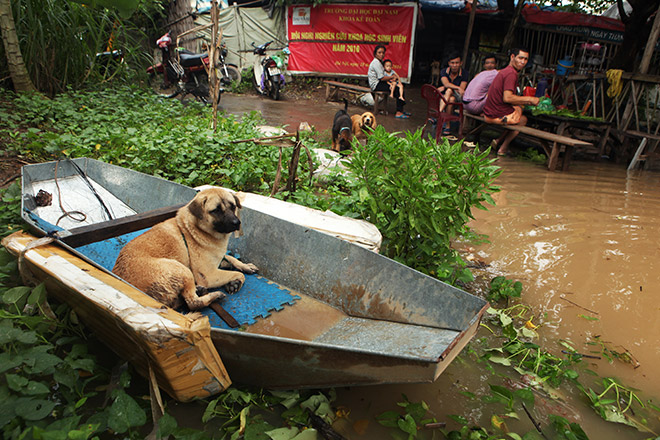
[611,0,659,69]
[0,0,36,92]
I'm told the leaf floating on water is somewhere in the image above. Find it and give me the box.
[488,356,512,366]
[578,314,599,321]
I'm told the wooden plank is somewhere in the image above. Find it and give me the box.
[323,80,371,93]
[624,130,660,141]
[464,114,592,147]
[323,80,388,114]
[628,138,648,171]
[56,203,185,248]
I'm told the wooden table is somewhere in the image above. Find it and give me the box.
[527,113,612,161]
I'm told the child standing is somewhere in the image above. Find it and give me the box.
[383,59,405,101]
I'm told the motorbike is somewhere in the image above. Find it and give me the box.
[251,41,287,100]
[217,42,242,87]
[147,32,232,104]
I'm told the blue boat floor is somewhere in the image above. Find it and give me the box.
[201,275,300,330]
[313,317,459,361]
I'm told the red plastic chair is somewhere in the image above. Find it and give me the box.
[420,84,464,142]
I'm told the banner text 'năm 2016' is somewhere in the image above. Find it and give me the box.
[286,3,418,83]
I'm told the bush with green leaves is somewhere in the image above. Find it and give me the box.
[0,248,147,439]
[487,276,522,303]
[340,126,501,283]
[1,86,312,194]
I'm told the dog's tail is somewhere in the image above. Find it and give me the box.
[342,97,348,112]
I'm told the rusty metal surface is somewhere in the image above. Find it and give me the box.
[230,208,486,331]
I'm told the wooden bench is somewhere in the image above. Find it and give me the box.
[464,113,593,171]
[323,80,389,114]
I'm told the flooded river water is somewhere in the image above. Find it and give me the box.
[332,159,660,440]
[219,90,660,438]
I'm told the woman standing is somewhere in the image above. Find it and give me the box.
[367,45,408,118]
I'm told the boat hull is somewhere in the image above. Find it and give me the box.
[11,158,489,396]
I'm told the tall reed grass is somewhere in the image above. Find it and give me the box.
[1,0,165,95]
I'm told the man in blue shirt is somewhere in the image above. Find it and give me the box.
[437,52,469,115]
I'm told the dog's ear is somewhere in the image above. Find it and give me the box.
[233,192,245,209]
[233,192,245,238]
[188,193,207,220]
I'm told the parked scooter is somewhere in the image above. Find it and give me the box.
[251,41,287,100]
[217,41,241,86]
[147,31,222,104]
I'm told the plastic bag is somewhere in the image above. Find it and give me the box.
[534,96,555,113]
[359,93,375,108]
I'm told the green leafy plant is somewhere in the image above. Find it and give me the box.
[228,68,257,94]
[0,277,110,438]
[4,0,164,94]
[0,183,23,239]
[487,276,522,303]
[377,394,435,440]
[517,147,547,165]
[343,127,500,284]
[482,305,580,389]
[579,378,658,434]
[202,388,337,440]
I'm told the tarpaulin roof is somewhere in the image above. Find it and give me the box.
[521,8,625,32]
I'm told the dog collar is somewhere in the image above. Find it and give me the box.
[340,127,350,133]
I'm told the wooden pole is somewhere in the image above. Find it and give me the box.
[462,0,478,67]
[210,1,221,130]
[501,0,526,52]
[638,2,660,74]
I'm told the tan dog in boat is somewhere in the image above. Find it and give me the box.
[112,188,258,310]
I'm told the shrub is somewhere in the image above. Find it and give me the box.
[341,126,501,283]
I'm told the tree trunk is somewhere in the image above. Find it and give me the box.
[167,0,196,51]
[610,0,658,69]
[0,0,36,92]
[501,0,526,52]
[497,0,514,15]
[637,1,660,74]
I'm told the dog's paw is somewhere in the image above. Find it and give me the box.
[224,278,244,294]
[241,263,259,274]
[209,290,226,302]
[196,285,209,296]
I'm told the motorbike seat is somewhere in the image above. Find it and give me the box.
[179,50,207,67]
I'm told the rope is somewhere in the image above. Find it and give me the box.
[54,161,87,226]
[18,237,55,286]
[606,69,623,99]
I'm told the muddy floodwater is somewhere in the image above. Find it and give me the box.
[329,159,660,439]
[219,91,660,438]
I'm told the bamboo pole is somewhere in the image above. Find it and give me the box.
[462,0,478,66]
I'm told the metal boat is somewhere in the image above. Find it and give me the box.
[3,158,488,401]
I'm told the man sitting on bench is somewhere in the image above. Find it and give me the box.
[482,48,540,156]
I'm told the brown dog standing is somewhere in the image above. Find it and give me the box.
[351,111,377,140]
[112,188,257,310]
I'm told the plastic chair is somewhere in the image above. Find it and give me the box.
[420,84,464,142]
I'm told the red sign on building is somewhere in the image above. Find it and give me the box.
[287,3,418,82]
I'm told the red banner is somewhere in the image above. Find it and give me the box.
[286,3,417,82]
